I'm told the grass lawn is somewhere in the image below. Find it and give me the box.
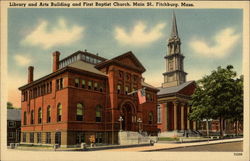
[158,137,179,141]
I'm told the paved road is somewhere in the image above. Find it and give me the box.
[154,141,242,152]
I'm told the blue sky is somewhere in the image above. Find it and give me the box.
[8,8,243,107]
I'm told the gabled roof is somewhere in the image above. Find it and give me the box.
[95,51,146,73]
[157,81,195,95]
[7,108,21,121]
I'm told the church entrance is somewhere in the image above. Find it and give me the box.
[121,103,134,131]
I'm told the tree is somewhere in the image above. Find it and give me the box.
[189,65,243,136]
[7,102,14,109]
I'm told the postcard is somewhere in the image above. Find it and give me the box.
[0,1,249,161]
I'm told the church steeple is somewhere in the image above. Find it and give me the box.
[162,12,187,88]
[171,11,179,38]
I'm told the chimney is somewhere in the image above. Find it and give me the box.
[28,66,34,83]
[53,51,60,72]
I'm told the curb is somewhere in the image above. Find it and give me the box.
[143,139,243,152]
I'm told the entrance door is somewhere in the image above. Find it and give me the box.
[121,103,133,131]
[55,132,61,145]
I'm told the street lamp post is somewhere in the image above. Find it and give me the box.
[137,118,142,133]
[118,116,123,131]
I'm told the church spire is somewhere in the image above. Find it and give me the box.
[171,11,179,38]
[162,11,187,88]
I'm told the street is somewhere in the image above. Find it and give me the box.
[153,141,243,152]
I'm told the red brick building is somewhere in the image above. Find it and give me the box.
[157,12,196,136]
[19,50,158,147]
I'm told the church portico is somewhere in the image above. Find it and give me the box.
[160,100,192,132]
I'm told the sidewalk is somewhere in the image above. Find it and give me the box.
[10,138,243,152]
[100,138,243,152]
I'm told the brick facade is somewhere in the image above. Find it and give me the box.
[19,50,158,147]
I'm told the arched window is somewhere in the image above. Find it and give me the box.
[82,80,86,88]
[96,105,102,122]
[31,110,34,124]
[88,81,92,90]
[125,86,129,95]
[57,103,62,122]
[23,111,27,125]
[117,84,121,94]
[157,105,162,123]
[149,112,153,124]
[38,107,42,124]
[94,82,98,91]
[75,78,79,87]
[47,106,51,123]
[76,103,84,121]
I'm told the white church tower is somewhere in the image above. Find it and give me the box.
[162,12,187,88]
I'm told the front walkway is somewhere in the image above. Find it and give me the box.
[100,138,243,152]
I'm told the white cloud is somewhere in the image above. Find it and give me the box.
[189,27,240,58]
[13,54,32,66]
[21,18,84,49]
[114,21,166,46]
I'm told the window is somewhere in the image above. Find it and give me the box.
[95,132,104,144]
[126,73,130,81]
[133,87,138,96]
[8,132,14,138]
[30,133,34,143]
[37,132,42,143]
[133,75,137,82]
[23,111,27,125]
[149,112,153,124]
[76,103,83,121]
[96,105,102,122]
[46,132,51,144]
[119,71,123,78]
[47,106,51,123]
[22,133,26,142]
[125,86,129,95]
[57,103,62,122]
[169,58,174,71]
[88,81,92,90]
[75,78,79,87]
[8,121,15,128]
[31,110,34,124]
[94,82,98,91]
[99,84,103,92]
[117,84,121,94]
[76,132,85,144]
[157,105,162,123]
[146,93,151,101]
[49,82,52,93]
[56,78,63,90]
[38,107,42,124]
[82,80,86,88]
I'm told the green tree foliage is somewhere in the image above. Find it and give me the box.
[189,65,243,136]
[7,102,14,109]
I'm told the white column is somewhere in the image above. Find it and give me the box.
[181,103,185,130]
[173,102,178,130]
[187,106,190,130]
[165,103,168,131]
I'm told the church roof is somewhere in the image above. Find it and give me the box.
[171,11,179,38]
[157,81,195,95]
